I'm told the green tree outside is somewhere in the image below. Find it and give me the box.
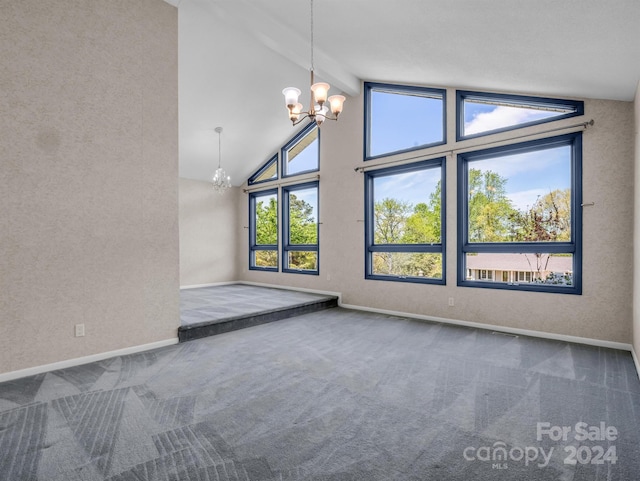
[287,192,318,270]
[372,169,572,280]
[254,193,319,271]
[254,196,278,267]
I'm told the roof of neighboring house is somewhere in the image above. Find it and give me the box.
[466,253,573,272]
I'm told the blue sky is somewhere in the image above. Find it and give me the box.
[371,96,571,212]
[463,103,571,210]
[464,102,560,136]
[470,146,571,210]
[370,91,443,157]
[286,136,318,175]
[374,168,440,207]
[291,186,318,222]
[256,188,317,223]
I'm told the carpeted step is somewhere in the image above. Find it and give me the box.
[178,296,338,342]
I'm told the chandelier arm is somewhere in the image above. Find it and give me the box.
[290,113,340,126]
[291,114,312,126]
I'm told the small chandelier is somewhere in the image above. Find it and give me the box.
[212,127,231,194]
[282,0,345,127]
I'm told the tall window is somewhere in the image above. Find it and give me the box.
[282,181,319,274]
[282,123,319,177]
[249,189,278,271]
[457,132,582,294]
[365,158,445,284]
[457,90,584,140]
[365,83,446,160]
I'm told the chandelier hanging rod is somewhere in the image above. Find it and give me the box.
[282,0,345,127]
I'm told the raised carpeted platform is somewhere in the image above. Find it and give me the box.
[178,284,339,341]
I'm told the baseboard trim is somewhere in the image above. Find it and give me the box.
[235,281,631,352]
[339,302,633,352]
[632,347,640,381]
[180,281,237,290]
[0,338,179,383]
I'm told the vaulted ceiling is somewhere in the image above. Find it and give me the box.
[167,0,640,184]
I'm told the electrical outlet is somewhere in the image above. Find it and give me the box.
[75,324,85,337]
[448,297,455,307]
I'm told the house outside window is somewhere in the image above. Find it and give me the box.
[458,132,582,294]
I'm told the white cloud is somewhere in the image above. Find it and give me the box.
[507,188,549,211]
[469,146,570,180]
[465,106,555,135]
[375,169,440,205]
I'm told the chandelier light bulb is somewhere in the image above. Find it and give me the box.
[311,82,330,105]
[328,95,346,116]
[282,87,301,108]
[314,104,328,126]
[289,103,304,122]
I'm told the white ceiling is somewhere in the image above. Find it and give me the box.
[170,0,640,184]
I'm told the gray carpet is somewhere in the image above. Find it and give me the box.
[180,285,337,327]
[1,307,639,480]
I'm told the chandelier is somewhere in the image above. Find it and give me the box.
[212,127,231,194]
[282,0,345,127]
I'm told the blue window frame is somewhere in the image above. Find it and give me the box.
[364,82,446,161]
[457,132,582,294]
[282,181,319,274]
[248,154,278,185]
[456,90,584,141]
[364,158,446,284]
[281,122,319,178]
[249,189,278,271]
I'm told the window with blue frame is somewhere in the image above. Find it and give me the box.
[365,158,446,284]
[248,154,278,185]
[282,181,319,274]
[282,123,319,177]
[364,82,446,160]
[457,90,584,141]
[249,189,278,271]
[457,132,582,294]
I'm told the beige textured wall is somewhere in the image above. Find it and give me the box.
[0,0,179,374]
[239,86,634,344]
[179,179,239,286]
[634,81,640,355]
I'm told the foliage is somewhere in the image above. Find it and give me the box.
[374,198,412,244]
[287,193,318,270]
[254,250,277,268]
[510,189,571,242]
[468,169,517,242]
[372,168,572,280]
[288,194,318,245]
[536,271,573,286]
[255,197,277,245]
[372,181,443,278]
[255,193,318,270]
